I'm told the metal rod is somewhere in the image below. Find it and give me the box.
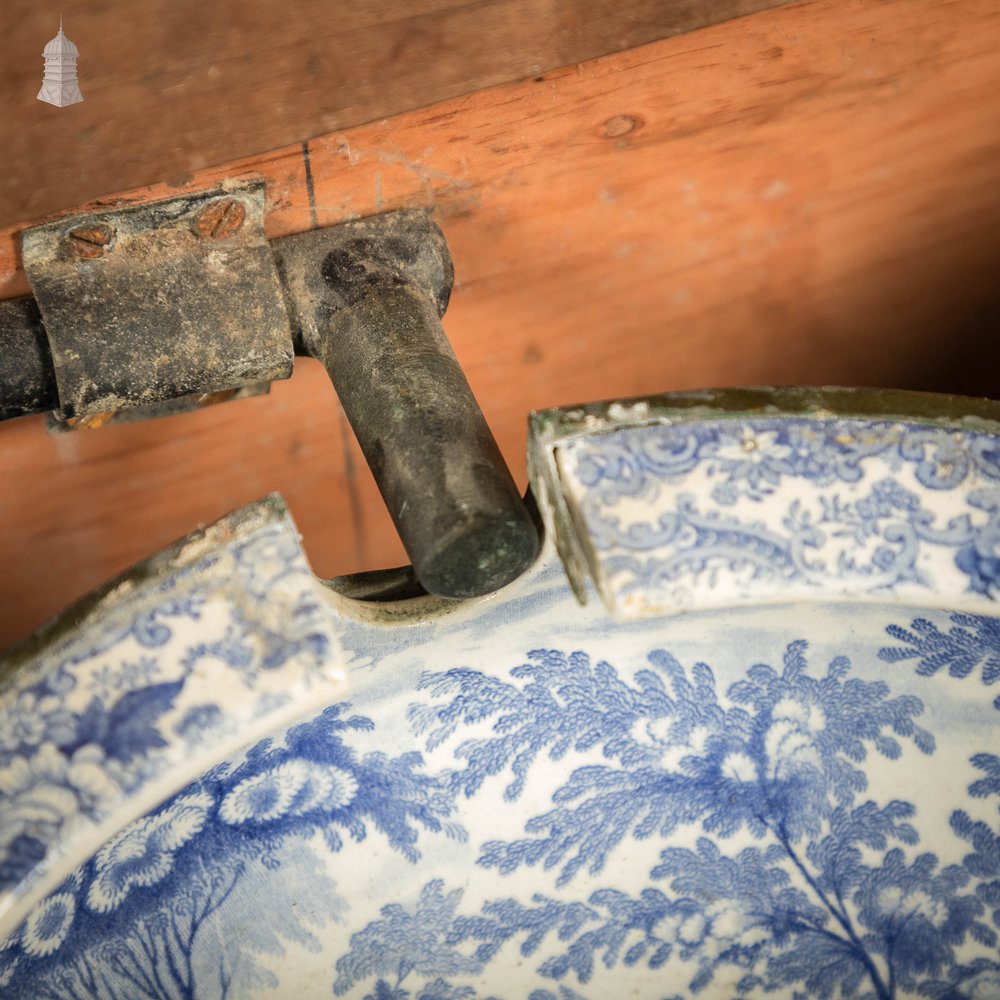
[274,212,539,599]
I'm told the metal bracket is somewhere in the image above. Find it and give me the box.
[19,180,293,425]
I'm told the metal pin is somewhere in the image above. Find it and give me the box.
[273,211,539,599]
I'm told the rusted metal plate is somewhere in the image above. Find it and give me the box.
[20,181,293,421]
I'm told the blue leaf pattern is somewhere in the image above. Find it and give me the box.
[880,614,1000,707]
[4,613,1000,997]
[0,701,459,998]
[398,640,995,999]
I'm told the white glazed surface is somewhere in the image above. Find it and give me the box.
[1,411,999,1000]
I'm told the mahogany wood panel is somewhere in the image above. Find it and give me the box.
[0,0,790,226]
[1,0,1000,652]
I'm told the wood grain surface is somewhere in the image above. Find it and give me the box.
[2,0,999,652]
[0,0,789,226]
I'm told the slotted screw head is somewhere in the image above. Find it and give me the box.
[193,198,246,239]
[66,224,114,259]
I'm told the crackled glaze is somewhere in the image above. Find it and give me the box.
[2,398,999,1000]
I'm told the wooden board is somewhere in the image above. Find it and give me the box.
[0,0,790,227]
[1,0,1000,651]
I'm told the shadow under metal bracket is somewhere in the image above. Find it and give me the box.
[0,183,539,600]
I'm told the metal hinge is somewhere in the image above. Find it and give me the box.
[0,182,538,598]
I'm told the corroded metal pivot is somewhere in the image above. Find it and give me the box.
[275,212,539,599]
[1,198,538,600]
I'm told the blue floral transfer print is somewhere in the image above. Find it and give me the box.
[0,665,186,898]
[0,511,345,939]
[0,702,461,998]
[557,419,1000,608]
[401,641,999,1000]
[4,622,1000,998]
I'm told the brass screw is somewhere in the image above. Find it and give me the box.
[194,198,246,239]
[67,224,114,259]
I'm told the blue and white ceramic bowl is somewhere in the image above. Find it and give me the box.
[2,388,999,1000]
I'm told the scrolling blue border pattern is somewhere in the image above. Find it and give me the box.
[554,418,1000,616]
[0,504,345,939]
